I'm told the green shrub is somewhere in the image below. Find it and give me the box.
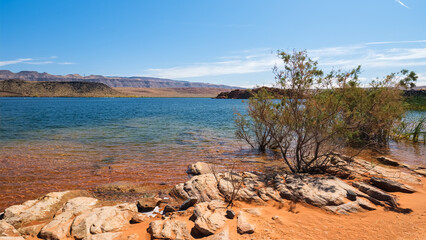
[235,50,418,173]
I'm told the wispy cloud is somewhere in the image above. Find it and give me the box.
[25,61,54,65]
[366,40,426,45]
[311,45,426,69]
[0,57,75,66]
[395,0,409,9]
[0,58,33,66]
[142,40,426,80]
[144,49,278,79]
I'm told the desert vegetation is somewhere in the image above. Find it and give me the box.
[235,50,418,173]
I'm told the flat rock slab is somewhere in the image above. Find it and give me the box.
[377,156,400,166]
[414,169,426,176]
[370,177,416,193]
[352,182,398,207]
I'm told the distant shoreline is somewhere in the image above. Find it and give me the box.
[0,79,232,98]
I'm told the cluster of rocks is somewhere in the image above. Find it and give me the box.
[177,160,419,215]
[0,158,421,240]
[0,191,140,240]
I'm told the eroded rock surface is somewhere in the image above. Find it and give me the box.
[71,203,137,239]
[237,212,255,235]
[193,200,227,236]
[39,197,98,240]
[3,190,88,237]
[187,162,214,175]
[370,177,416,193]
[0,220,22,238]
[352,182,398,207]
[148,220,191,240]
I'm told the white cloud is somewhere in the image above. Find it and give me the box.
[395,0,409,9]
[0,57,75,66]
[0,58,33,66]
[142,41,426,80]
[312,45,426,69]
[366,40,426,45]
[144,51,278,79]
[25,61,54,65]
[416,73,426,86]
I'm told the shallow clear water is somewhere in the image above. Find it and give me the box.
[0,97,424,210]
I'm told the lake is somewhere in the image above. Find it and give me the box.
[0,97,424,210]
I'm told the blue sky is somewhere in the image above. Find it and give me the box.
[1,0,425,87]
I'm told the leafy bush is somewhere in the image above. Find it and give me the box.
[235,50,417,173]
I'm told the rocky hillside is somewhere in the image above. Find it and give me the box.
[0,70,236,89]
[0,79,122,97]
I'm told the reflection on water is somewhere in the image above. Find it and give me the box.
[0,97,424,210]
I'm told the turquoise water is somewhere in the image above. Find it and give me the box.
[0,97,424,210]
[0,97,255,209]
[0,97,244,144]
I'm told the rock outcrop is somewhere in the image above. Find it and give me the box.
[187,162,214,176]
[352,182,398,208]
[71,203,137,239]
[3,191,82,232]
[237,212,255,235]
[0,220,24,239]
[370,177,416,193]
[39,197,98,240]
[148,220,191,240]
[193,201,227,236]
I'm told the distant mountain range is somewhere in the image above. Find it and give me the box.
[0,70,238,89]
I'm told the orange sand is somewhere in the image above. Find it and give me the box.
[120,178,426,240]
[24,177,426,240]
